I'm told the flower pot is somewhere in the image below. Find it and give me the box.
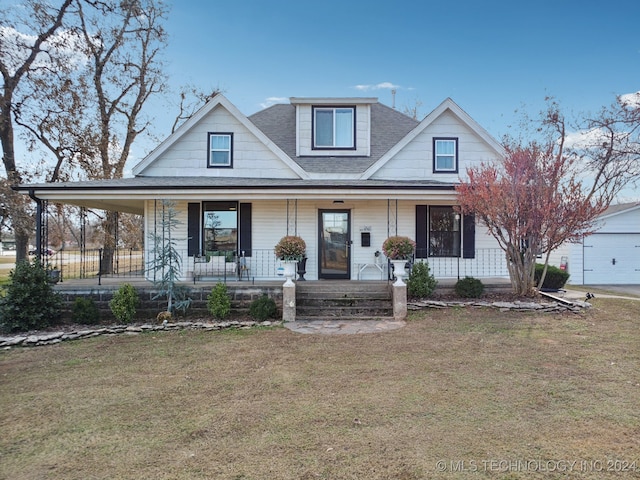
[296,257,307,281]
[391,260,408,286]
[282,260,297,286]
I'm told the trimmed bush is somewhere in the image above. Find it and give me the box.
[0,259,62,333]
[72,297,101,325]
[455,276,485,298]
[109,283,139,323]
[249,295,278,321]
[207,283,231,319]
[407,261,438,298]
[535,263,570,291]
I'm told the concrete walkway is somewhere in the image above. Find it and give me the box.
[284,318,406,335]
[564,285,640,301]
[286,285,640,335]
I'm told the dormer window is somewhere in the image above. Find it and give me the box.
[433,138,458,173]
[313,106,355,149]
[208,132,233,168]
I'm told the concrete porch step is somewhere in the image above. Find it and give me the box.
[295,281,393,320]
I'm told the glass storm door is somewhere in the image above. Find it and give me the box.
[319,210,351,279]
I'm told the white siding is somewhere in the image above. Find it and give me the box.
[296,104,371,157]
[372,111,500,181]
[142,106,299,178]
[569,206,640,285]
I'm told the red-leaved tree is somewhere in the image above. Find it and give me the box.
[456,142,606,296]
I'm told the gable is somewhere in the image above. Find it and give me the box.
[366,106,503,181]
[250,101,418,178]
[133,95,307,179]
[595,203,640,233]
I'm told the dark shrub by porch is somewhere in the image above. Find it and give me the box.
[0,259,62,333]
[207,283,231,319]
[109,283,139,324]
[407,261,438,298]
[455,276,485,298]
[72,297,101,325]
[249,295,278,321]
[535,264,570,291]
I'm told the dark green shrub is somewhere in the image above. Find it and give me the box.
[207,283,231,319]
[72,297,101,325]
[249,295,278,321]
[0,259,62,333]
[109,283,139,323]
[455,276,485,298]
[407,261,438,298]
[535,263,570,290]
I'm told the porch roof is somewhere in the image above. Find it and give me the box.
[15,176,458,215]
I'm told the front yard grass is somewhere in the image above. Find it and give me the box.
[1,298,639,479]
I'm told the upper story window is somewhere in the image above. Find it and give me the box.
[313,106,355,149]
[208,132,233,168]
[433,138,458,173]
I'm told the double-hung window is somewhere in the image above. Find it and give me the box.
[433,138,458,173]
[429,206,461,257]
[313,106,355,149]
[208,132,233,167]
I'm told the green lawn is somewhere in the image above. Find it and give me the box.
[1,298,639,479]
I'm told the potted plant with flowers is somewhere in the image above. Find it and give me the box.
[275,235,306,285]
[382,236,416,285]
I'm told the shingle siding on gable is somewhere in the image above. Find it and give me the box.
[141,105,299,179]
[294,104,370,157]
[250,102,418,175]
[371,110,500,181]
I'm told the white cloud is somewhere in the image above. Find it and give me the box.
[0,26,87,75]
[259,97,288,109]
[619,91,640,108]
[353,82,400,92]
[564,128,607,149]
[565,127,629,150]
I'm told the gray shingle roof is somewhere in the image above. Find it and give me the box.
[248,102,419,174]
[18,176,454,191]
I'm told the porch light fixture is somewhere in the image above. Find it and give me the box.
[333,200,344,204]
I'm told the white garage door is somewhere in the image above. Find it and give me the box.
[583,234,640,284]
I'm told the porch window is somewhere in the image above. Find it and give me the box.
[208,132,233,167]
[203,201,237,253]
[429,206,460,257]
[313,106,355,149]
[433,138,458,173]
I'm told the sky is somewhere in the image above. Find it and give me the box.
[3,0,640,200]
[150,0,640,145]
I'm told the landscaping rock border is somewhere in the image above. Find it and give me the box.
[0,320,278,349]
[408,299,591,313]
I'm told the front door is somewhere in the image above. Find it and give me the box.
[319,210,351,279]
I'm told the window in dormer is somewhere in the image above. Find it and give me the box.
[208,132,233,167]
[433,138,458,173]
[313,106,355,149]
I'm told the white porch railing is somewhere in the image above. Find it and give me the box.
[45,247,509,284]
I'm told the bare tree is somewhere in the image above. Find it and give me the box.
[75,0,168,273]
[171,85,221,134]
[0,0,75,261]
[566,95,640,204]
[457,95,639,296]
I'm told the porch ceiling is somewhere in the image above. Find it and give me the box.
[16,176,459,214]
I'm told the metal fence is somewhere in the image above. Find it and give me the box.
[44,248,145,282]
[417,248,509,279]
[45,247,509,283]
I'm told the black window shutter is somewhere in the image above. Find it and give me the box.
[462,213,475,258]
[187,203,200,256]
[415,205,428,258]
[239,203,252,257]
